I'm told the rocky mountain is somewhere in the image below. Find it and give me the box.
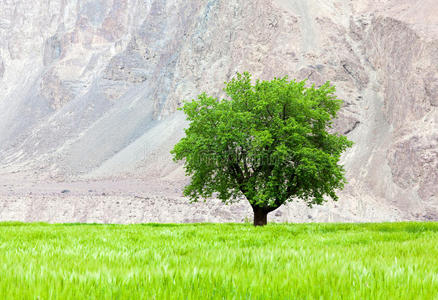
[0,0,437,222]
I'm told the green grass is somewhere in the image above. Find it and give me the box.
[0,222,438,299]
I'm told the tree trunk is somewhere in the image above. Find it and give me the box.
[253,207,268,226]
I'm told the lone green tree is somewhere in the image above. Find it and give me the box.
[171,72,353,226]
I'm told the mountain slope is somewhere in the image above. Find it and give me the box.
[0,0,437,222]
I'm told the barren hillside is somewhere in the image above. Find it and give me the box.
[0,0,437,223]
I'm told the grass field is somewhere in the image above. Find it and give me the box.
[0,222,437,299]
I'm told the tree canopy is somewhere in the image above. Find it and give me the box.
[171,72,353,226]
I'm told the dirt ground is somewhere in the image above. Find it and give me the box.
[0,172,407,224]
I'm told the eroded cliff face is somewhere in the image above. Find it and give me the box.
[0,0,437,222]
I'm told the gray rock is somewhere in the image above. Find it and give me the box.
[0,0,437,223]
[0,57,4,79]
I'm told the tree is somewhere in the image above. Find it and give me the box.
[171,72,353,226]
